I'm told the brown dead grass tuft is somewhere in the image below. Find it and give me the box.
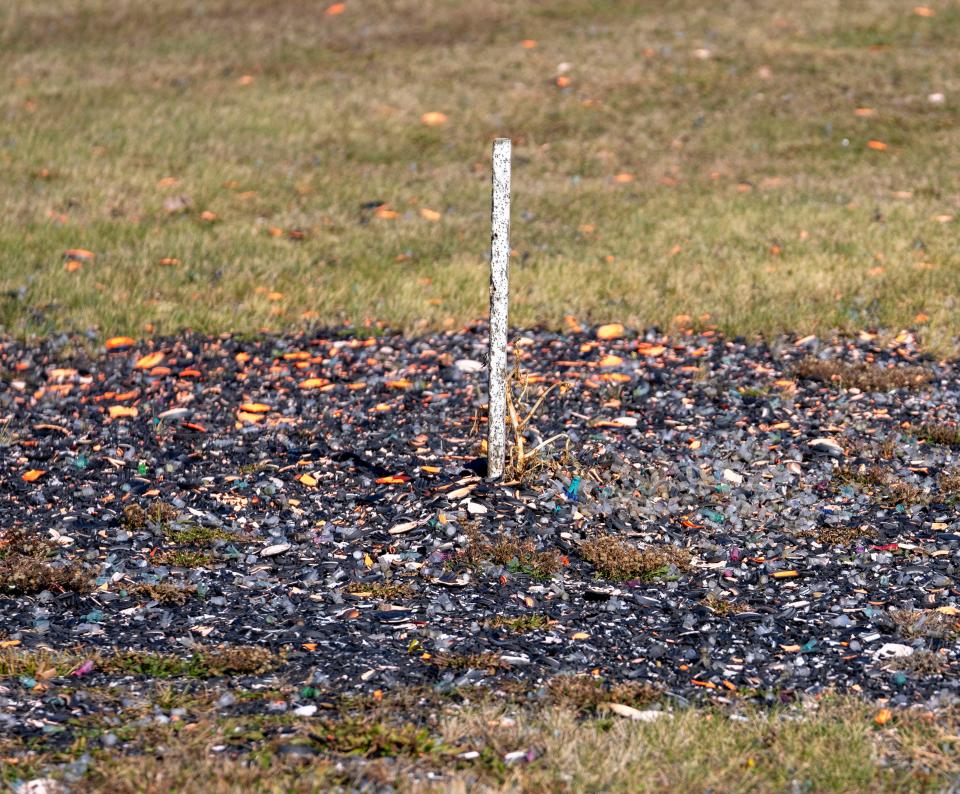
[456,525,562,580]
[890,609,959,640]
[426,652,504,671]
[815,525,864,546]
[546,675,661,714]
[579,534,690,582]
[345,580,415,601]
[502,359,574,482]
[884,480,928,507]
[123,581,196,605]
[834,465,928,506]
[835,465,889,488]
[201,645,280,675]
[889,649,949,676]
[121,501,179,530]
[701,593,747,616]
[937,470,960,500]
[487,614,550,633]
[911,423,960,449]
[0,527,91,595]
[793,358,931,392]
[0,647,91,678]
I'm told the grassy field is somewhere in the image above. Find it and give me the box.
[1,0,960,349]
[3,3,960,790]
[60,700,960,793]
[1,644,957,793]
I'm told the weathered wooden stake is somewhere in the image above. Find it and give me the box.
[487,138,511,480]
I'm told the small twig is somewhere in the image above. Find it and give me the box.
[520,382,563,429]
[33,423,70,435]
[506,387,525,464]
[523,433,567,460]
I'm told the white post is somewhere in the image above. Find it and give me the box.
[487,138,511,480]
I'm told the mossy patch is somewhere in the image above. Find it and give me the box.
[123,502,238,546]
[0,645,280,679]
[104,646,280,678]
[309,717,440,757]
[162,524,238,546]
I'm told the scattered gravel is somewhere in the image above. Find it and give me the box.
[2,325,959,734]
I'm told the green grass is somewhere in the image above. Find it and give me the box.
[152,549,214,568]
[3,688,958,793]
[3,3,960,788]
[2,1,960,350]
[0,646,280,679]
[162,524,237,546]
[1,646,956,791]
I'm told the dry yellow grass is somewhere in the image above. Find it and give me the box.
[579,534,691,581]
[1,645,957,791]
[67,700,960,793]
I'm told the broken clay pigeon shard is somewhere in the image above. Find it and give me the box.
[808,437,844,457]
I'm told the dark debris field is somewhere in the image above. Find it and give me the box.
[2,324,960,775]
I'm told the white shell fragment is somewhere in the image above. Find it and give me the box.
[455,359,483,373]
[808,437,844,457]
[600,703,665,722]
[388,521,419,535]
[722,468,744,485]
[873,643,914,660]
